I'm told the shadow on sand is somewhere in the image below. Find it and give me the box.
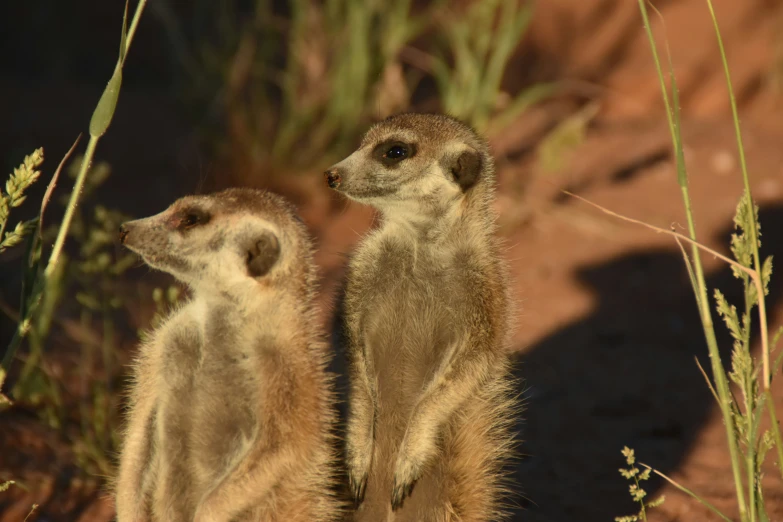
[509,203,783,521]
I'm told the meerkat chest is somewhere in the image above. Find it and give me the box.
[352,238,465,385]
[188,312,258,482]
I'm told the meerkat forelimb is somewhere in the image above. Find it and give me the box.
[115,188,343,522]
[326,113,518,521]
[115,338,160,522]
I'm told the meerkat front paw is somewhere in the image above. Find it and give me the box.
[346,415,374,506]
[348,467,368,506]
[391,425,436,511]
[390,457,423,511]
[346,441,372,506]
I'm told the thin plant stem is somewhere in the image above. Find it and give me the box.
[634,473,647,521]
[694,356,720,403]
[562,191,765,321]
[636,2,749,518]
[766,389,783,479]
[124,0,148,66]
[705,0,779,491]
[23,504,38,522]
[703,0,768,381]
[45,137,97,278]
[640,464,732,522]
[40,135,81,229]
[47,0,147,279]
[565,188,772,418]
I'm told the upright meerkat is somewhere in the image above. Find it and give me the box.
[114,188,343,522]
[325,113,518,521]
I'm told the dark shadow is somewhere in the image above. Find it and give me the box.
[551,140,672,206]
[506,204,783,521]
[611,149,669,183]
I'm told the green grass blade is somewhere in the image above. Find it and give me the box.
[637,1,748,518]
[89,66,123,138]
[670,53,687,188]
[704,0,768,385]
[486,83,558,138]
[695,356,721,403]
[704,0,778,487]
[4,0,148,377]
[642,464,733,522]
[119,0,129,63]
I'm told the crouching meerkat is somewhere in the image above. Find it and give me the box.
[325,113,518,521]
[114,188,343,522]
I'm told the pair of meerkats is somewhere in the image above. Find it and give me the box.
[114,113,518,522]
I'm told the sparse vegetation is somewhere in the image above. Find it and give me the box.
[1,0,150,484]
[607,2,783,521]
[615,447,665,522]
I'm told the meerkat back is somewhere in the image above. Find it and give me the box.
[115,188,344,522]
[325,113,519,521]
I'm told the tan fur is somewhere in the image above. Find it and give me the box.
[327,113,519,522]
[114,188,344,522]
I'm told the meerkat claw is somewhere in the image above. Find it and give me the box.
[350,472,368,506]
[390,476,417,512]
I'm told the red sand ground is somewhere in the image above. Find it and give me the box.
[2,0,783,520]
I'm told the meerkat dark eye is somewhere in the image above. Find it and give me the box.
[178,208,210,230]
[384,145,408,160]
[374,140,416,167]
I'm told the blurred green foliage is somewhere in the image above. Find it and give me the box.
[10,157,137,475]
[153,0,551,180]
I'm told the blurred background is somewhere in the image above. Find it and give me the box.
[1,0,783,520]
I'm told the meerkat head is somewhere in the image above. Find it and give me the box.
[323,113,494,218]
[119,188,311,297]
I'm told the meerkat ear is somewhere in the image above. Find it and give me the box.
[448,148,482,191]
[247,230,281,278]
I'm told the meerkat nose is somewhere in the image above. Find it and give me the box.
[119,223,129,244]
[324,168,342,189]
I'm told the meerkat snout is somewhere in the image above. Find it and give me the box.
[324,168,342,189]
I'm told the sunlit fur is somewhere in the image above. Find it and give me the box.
[329,113,519,522]
[114,188,344,522]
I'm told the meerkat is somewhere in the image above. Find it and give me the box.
[114,188,343,522]
[325,113,519,522]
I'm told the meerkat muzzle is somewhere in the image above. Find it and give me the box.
[324,168,342,189]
